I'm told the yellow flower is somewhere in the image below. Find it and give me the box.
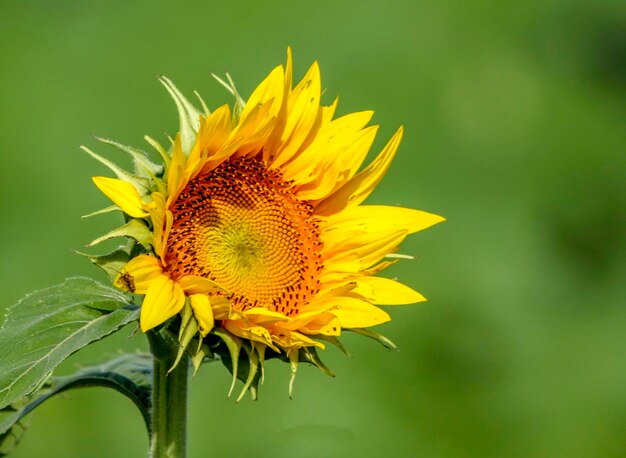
[86,50,444,397]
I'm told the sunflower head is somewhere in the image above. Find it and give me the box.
[84,50,444,400]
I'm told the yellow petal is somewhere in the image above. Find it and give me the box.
[353,276,426,305]
[321,97,338,125]
[140,274,185,332]
[299,313,341,336]
[92,176,148,218]
[323,205,446,237]
[224,320,277,350]
[271,61,322,167]
[318,260,400,289]
[328,296,391,328]
[116,254,163,293]
[228,65,284,155]
[281,111,374,183]
[147,192,171,259]
[227,99,278,157]
[284,47,293,95]
[292,161,338,201]
[280,305,337,331]
[280,304,342,336]
[243,307,289,325]
[166,135,187,206]
[270,328,324,350]
[188,104,233,176]
[203,104,233,152]
[291,125,377,200]
[323,229,408,272]
[308,281,358,304]
[240,65,285,123]
[210,296,232,320]
[332,125,379,183]
[189,294,214,336]
[316,127,403,216]
[178,275,229,295]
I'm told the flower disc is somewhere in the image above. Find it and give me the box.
[165,157,323,316]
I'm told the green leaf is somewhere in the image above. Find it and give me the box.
[0,353,152,455]
[0,405,31,456]
[0,277,139,410]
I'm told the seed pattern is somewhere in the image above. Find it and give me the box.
[165,157,323,316]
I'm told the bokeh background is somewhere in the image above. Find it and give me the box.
[1,1,625,457]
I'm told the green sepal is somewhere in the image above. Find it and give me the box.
[144,135,171,169]
[236,343,261,402]
[93,136,163,179]
[159,76,202,155]
[287,349,299,400]
[348,328,399,351]
[81,205,120,219]
[81,145,151,195]
[0,278,140,410]
[216,341,263,402]
[253,342,267,384]
[0,353,152,455]
[314,335,352,356]
[300,347,335,378]
[87,219,153,249]
[212,73,245,124]
[178,301,194,338]
[169,301,199,373]
[75,245,131,281]
[213,329,242,398]
[190,342,214,376]
[193,90,211,116]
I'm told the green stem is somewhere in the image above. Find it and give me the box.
[148,331,189,458]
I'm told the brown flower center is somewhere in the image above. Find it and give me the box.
[165,157,322,315]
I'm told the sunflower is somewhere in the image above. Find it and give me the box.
[85,50,444,398]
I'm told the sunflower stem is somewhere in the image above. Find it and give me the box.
[148,330,189,458]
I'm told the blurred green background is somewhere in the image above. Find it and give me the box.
[1,0,625,457]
